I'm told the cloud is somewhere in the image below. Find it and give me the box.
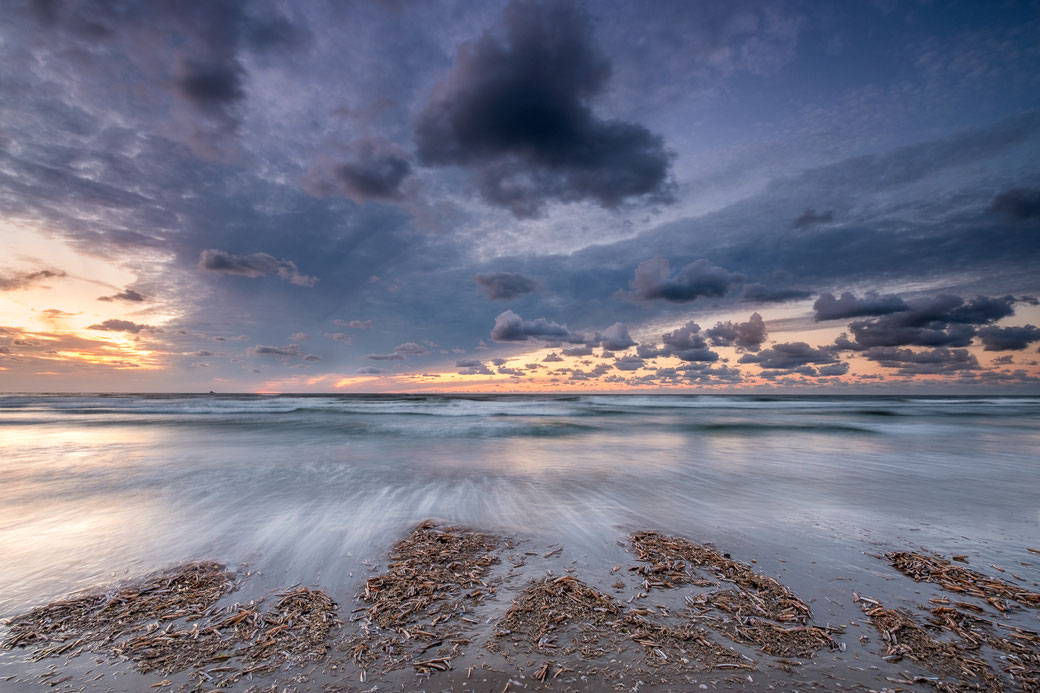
[291,332,310,341]
[862,346,981,374]
[456,358,493,375]
[792,208,834,228]
[176,60,245,114]
[490,310,577,342]
[613,355,645,371]
[247,344,302,357]
[356,366,385,374]
[599,322,635,351]
[660,322,719,362]
[97,288,146,302]
[87,319,155,334]
[0,269,66,291]
[542,352,563,362]
[626,257,744,303]
[989,187,1040,221]
[740,283,813,303]
[366,341,429,360]
[837,294,1016,349]
[813,291,909,321]
[705,313,767,352]
[474,272,541,300]
[198,249,318,287]
[324,332,352,344]
[976,325,1040,351]
[414,0,673,217]
[306,137,413,204]
[738,342,839,372]
[302,354,322,362]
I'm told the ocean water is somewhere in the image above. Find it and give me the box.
[1,393,1038,626]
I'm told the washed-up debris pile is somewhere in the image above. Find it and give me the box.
[490,574,749,676]
[2,561,233,658]
[862,551,1040,691]
[888,551,1040,610]
[1,562,339,688]
[346,520,500,676]
[855,595,999,692]
[630,531,841,658]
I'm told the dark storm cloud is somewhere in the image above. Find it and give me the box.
[490,310,579,342]
[97,288,145,302]
[739,342,838,372]
[862,346,980,374]
[0,269,66,291]
[87,319,155,334]
[306,138,413,204]
[989,187,1040,221]
[740,283,813,303]
[599,322,635,351]
[626,257,744,303]
[792,209,834,228]
[837,295,1016,349]
[414,0,673,217]
[659,322,719,362]
[813,291,909,321]
[976,325,1040,351]
[175,61,246,113]
[198,249,318,287]
[474,272,540,300]
[705,313,766,352]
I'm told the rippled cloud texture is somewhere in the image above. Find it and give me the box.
[1,0,1039,392]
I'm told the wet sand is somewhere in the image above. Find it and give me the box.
[3,521,1039,692]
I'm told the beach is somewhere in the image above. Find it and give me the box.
[1,394,1038,691]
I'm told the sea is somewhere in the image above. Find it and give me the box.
[1,393,1038,641]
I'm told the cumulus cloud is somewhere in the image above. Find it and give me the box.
[613,355,645,371]
[599,322,636,351]
[836,294,1016,349]
[813,291,909,321]
[97,288,146,302]
[738,342,839,373]
[247,344,302,357]
[0,269,66,291]
[542,352,563,362]
[366,341,429,360]
[976,324,1040,351]
[324,332,352,344]
[627,257,744,303]
[87,319,156,334]
[414,0,673,217]
[705,313,767,352]
[474,272,541,300]
[862,346,981,374]
[659,322,719,362]
[198,249,318,286]
[456,359,493,375]
[490,310,578,342]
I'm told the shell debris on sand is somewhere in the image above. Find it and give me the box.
[629,531,842,659]
[343,519,501,675]
[1,562,339,688]
[487,574,749,674]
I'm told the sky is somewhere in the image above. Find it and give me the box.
[1,0,1039,393]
